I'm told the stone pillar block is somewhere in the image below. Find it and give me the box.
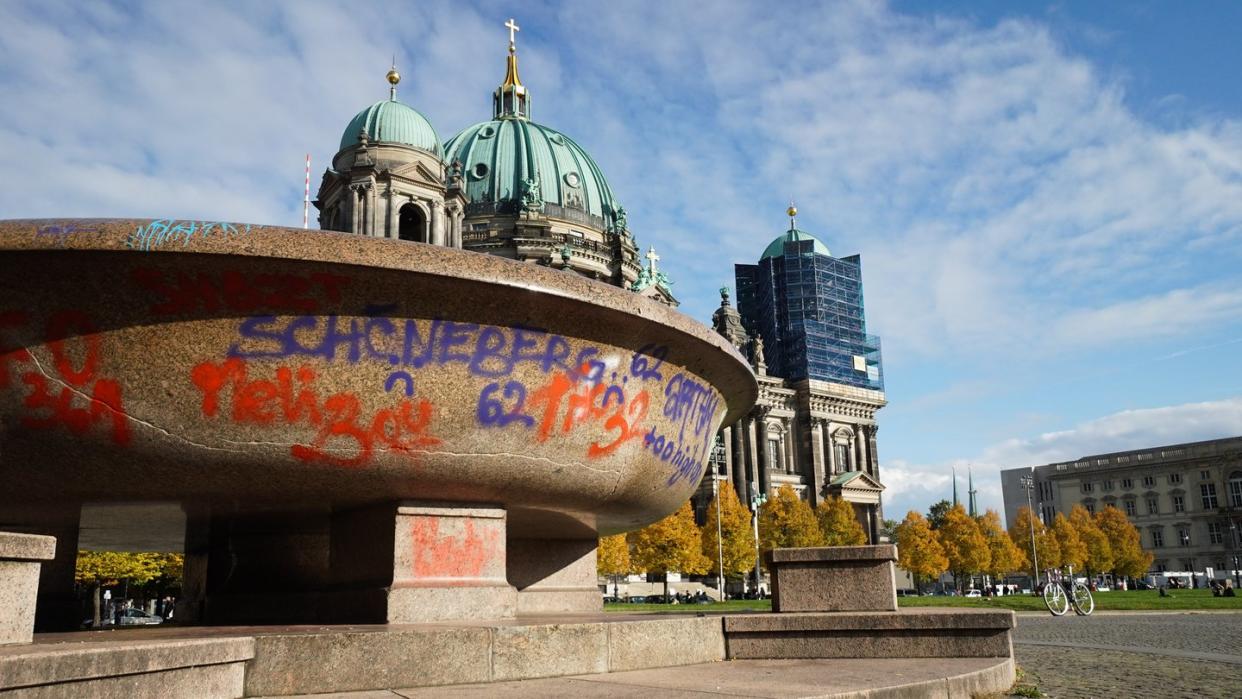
[508,538,600,614]
[767,545,897,613]
[387,503,516,622]
[0,532,56,645]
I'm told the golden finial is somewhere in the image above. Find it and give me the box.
[386,57,400,100]
[787,200,798,228]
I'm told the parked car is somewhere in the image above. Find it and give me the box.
[964,589,982,598]
[626,596,648,604]
[117,608,163,626]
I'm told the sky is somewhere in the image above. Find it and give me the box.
[2,0,1240,526]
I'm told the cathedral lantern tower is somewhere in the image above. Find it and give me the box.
[315,64,465,246]
[444,19,676,305]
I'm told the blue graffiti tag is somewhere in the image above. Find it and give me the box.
[384,371,415,396]
[126,219,259,251]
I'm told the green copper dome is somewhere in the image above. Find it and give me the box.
[444,119,620,225]
[339,99,443,157]
[760,228,831,260]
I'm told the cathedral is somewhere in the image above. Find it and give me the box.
[313,19,675,306]
[312,19,886,541]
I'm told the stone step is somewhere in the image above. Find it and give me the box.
[725,608,1015,660]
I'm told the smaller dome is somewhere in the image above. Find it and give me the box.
[339,99,443,157]
[760,228,831,260]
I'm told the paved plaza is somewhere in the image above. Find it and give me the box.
[1014,612,1242,698]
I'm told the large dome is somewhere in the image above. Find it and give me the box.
[444,119,619,224]
[760,228,831,260]
[339,99,443,157]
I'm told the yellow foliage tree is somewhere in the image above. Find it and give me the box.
[1094,505,1152,580]
[701,482,757,582]
[978,510,1025,579]
[894,510,947,593]
[758,485,824,569]
[937,504,991,591]
[1051,512,1087,571]
[628,500,709,598]
[75,551,164,627]
[815,496,868,546]
[1067,505,1111,575]
[1008,506,1061,578]
[597,534,632,597]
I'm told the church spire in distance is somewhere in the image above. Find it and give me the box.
[494,18,530,120]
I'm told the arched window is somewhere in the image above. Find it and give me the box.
[398,203,427,242]
[1229,471,1242,508]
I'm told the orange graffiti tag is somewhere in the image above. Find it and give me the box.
[190,358,440,467]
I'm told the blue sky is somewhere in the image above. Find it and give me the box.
[2,1,1240,525]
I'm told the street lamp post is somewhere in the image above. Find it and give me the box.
[750,483,767,594]
[1020,472,1040,589]
[712,471,725,600]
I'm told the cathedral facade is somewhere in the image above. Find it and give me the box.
[314,20,675,306]
[697,208,888,542]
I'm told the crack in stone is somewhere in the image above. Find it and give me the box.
[23,351,243,453]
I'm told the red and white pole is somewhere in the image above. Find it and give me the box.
[303,153,311,229]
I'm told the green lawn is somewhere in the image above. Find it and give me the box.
[603,590,1242,614]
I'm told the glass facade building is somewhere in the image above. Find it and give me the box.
[736,233,883,390]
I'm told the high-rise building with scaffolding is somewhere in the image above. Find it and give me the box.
[692,206,888,547]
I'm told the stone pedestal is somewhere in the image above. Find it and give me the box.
[0,532,56,645]
[767,545,897,612]
[383,503,516,622]
[0,503,81,631]
[508,538,599,614]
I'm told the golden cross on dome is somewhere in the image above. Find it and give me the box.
[505,18,520,50]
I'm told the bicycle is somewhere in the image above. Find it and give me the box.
[1041,566,1094,616]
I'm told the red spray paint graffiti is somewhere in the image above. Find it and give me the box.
[410,517,501,579]
[0,310,130,445]
[190,358,440,467]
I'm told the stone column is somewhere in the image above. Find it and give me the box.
[825,422,837,476]
[868,425,880,476]
[330,501,515,623]
[722,425,734,487]
[350,187,361,234]
[387,191,401,238]
[508,538,599,614]
[431,201,446,247]
[743,417,760,505]
[0,503,81,632]
[854,429,865,474]
[0,532,56,644]
[731,421,747,504]
[810,419,826,507]
[756,412,771,497]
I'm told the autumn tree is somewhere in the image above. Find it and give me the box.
[926,500,953,530]
[597,534,632,597]
[1068,505,1112,576]
[1094,505,1153,580]
[1008,506,1061,579]
[937,504,990,591]
[1051,512,1088,572]
[978,510,1025,580]
[628,500,709,598]
[815,496,868,546]
[75,551,162,627]
[758,485,824,569]
[701,481,757,583]
[894,510,947,593]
